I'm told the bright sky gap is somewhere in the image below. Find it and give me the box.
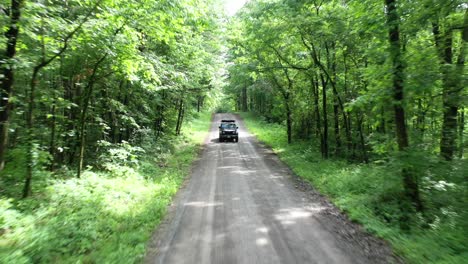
[224,0,248,16]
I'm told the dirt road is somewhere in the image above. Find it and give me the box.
[145,114,397,264]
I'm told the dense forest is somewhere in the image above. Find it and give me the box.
[224,0,467,262]
[0,0,467,263]
[226,0,466,221]
[0,0,224,197]
[227,0,467,164]
[1,0,223,262]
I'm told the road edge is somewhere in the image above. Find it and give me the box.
[143,113,215,263]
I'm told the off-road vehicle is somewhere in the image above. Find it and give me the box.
[219,120,238,142]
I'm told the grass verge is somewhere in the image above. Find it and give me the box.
[240,112,467,264]
[0,112,212,263]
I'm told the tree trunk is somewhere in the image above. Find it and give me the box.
[49,102,57,171]
[77,95,90,179]
[155,90,166,140]
[197,95,205,113]
[180,102,185,135]
[435,10,468,160]
[285,100,292,144]
[459,109,465,158]
[175,98,184,136]
[77,54,107,178]
[332,91,341,156]
[311,78,323,152]
[270,66,294,144]
[23,67,40,198]
[242,86,248,112]
[357,113,368,163]
[108,81,122,143]
[320,74,329,159]
[415,99,426,144]
[385,0,423,215]
[64,76,78,165]
[343,55,354,157]
[0,0,24,171]
[439,69,460,160]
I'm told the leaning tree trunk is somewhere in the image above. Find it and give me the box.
[271,67,294,144]
[385,0,424,216]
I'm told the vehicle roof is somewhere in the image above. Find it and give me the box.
[221,120,236,123]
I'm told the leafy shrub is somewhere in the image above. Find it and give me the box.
[97,140,145,171]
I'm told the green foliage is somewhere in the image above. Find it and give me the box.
[241,113,468,264]
[0,112,212,263]
[0,0,226,194]
[226,0,467,160]
[0,145,51,198]
[183,111,213,144]
[97,140,145,171]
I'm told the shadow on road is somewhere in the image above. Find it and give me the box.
[210,138,238,144]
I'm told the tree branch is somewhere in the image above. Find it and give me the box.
[35,0,102,70]
[269,45,312,71]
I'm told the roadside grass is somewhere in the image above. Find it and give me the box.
[240,112,467,264]
[0,112,212,263]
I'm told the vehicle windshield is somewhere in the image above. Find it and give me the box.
[221,123,236,129]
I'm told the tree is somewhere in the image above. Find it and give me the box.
[23,0,101,197]
[384,0,423,215]
[0,0,24,171]
[431,4,468,160]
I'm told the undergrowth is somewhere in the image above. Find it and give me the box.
[0,112,212,263]
[240,112,467,264]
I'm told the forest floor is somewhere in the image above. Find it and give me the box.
[145,113,399,263]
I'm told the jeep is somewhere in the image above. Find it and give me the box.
[219,120,239,142]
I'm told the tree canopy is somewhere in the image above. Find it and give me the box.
[1,0,225,196]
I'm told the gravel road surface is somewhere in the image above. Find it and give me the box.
[145,113,398,264]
